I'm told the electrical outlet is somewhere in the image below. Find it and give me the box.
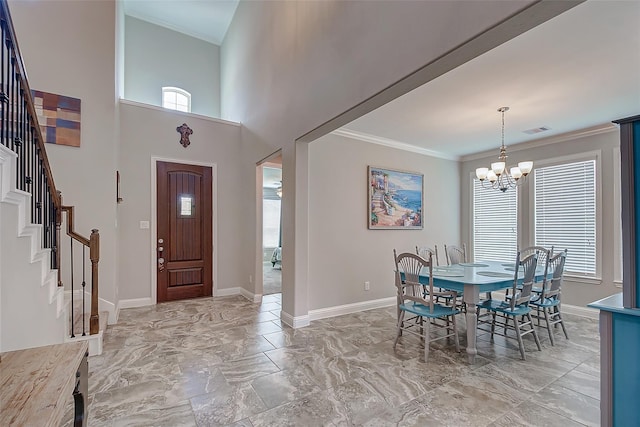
[364,281,370,291]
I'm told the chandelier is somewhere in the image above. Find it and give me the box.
[475,107,533,192]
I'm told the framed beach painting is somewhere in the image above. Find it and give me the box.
[368,166,423,229]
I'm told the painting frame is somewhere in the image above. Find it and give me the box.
[368,166,423,230]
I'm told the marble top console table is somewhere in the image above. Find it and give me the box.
[1,341,89,427]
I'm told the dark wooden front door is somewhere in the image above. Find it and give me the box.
[157,161,212,302]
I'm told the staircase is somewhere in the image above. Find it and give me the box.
[0,0,103,355]
[0,145,65,350]
[0,145,106,355]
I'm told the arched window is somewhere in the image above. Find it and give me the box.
[162,87,191,113]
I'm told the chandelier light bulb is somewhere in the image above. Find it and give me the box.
[518,161,533,175]
[491,162,505,175]
[510,166,522,180]
[487,170,498,182]
[476,167,489,181]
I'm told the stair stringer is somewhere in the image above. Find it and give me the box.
[0,144,66,352]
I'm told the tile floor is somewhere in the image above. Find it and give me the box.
[81,294,600,426]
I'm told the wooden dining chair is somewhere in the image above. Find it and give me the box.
[476,252,542,360]
[393,250,460,362]
[520,245,552,290]
[416,245,439,266]
[530,249,569,345]
[444,243,466,265]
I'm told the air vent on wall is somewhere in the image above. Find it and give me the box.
[523,126,551,135]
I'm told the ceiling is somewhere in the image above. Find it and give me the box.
[341,0,640,159]
[122,0,239,45]
[123,1,640,159]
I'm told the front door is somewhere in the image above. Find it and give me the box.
[156,161,212,302]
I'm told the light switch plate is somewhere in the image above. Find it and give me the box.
[140,221,150,229]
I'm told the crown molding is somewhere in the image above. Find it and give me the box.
[460,122,618,162]
[332,128,459,161]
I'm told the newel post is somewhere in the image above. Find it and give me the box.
[89,229,100,334]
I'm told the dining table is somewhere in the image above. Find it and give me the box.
[418,260,546,364]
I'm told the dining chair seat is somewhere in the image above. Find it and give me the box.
[400,301,460,318]
[479,299,532,316]
[530,296,561,308]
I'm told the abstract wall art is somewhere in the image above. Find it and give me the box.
[32,90,81,147]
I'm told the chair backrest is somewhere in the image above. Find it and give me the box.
[520,245,552,280]
[416,245,439,266]
[540,249,567,301]
[394,250,435,312]
[444,243,466,265]
[510,252,538,310]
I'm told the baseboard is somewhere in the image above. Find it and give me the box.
[215,286,241,297]
[216,286,261,303]
[308,296,396,321]
[281,310,310,328]
[240,287,262,303]
[562,303,599,320]
[117,297,153,310]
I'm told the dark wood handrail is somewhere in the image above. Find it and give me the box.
[0,0,59,209]
[61,205,90,246]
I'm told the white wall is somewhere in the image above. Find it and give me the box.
[460,127,621,306]
[9,0,119,307]
[124,16,221,118]
[221,0,543,319]
[117,101,242,302]
[308,133,460,310]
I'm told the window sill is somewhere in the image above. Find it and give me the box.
[564,274,602,286]
[613,280,623,289]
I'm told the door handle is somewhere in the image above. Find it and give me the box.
[158,257,165,272]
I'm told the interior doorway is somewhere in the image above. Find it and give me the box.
[259,152,282,296]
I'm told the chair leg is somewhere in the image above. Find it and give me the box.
[513,316,526,360]
[423,319,431,362]
[556,306,569,339]
[527,313,542,351]
[451,314,460,353]
[394,311,405,350]
[543,307,555,346]
[490,312,496,340]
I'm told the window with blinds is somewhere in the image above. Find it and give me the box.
[534,160,596,275]
[472,179,518,262]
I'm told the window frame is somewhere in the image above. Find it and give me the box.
[162,86,191,113]
[528,150,602,283]
[613,146,623,287]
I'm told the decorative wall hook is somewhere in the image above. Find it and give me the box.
[176,123,193,148]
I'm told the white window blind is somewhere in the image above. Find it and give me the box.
[534,160,596,275]
[473,179,518,262]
